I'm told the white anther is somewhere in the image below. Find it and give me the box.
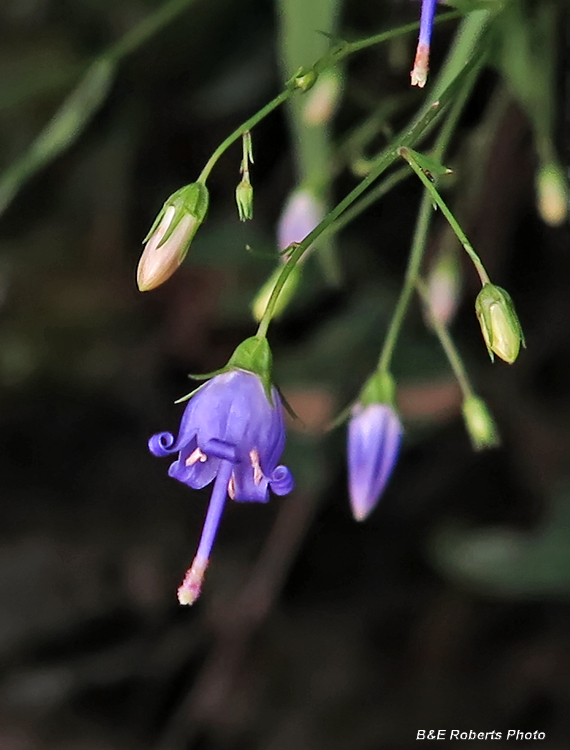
[249,449,263,485]
[186,447,207,466]
[227,475,236,500]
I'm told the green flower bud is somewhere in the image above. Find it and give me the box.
[289,67,318,93]
[251,265,301,323]
[137,182,209,292]
[235,177,253,222]
[536,162,568,227]
[462,396,500,451]
[475,284,524,364]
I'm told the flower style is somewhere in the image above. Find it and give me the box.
[347,403,403,521]
[149,369,294,604]
[411,0,437,88]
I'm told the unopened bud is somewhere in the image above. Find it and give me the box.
[252,265,301,322]
[303,70,342,126]
[537,162,568,227]
[475,284,525,364]
[236,177,253,221]
[462,395,500,451]
[424,247,462,327]
[137,182,209,292]
[278,188,324,251]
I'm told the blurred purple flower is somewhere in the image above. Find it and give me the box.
[277,188,324,251]
[411,0,437,88]
[347,403,403,521]
[150,369,293,604]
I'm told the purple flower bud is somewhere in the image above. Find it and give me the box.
[411,0,437,88]
[277,189,324,251]
[149,369,293,604]
[347,403,403,521]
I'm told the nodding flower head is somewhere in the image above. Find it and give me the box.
[411,0,437,88]
[347,402,403,521]
[149,369,293,604]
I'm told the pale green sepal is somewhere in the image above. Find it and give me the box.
[174,381,209,404]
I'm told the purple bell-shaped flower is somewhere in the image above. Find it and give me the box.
[150,369,293,604]
[347,403,403,521]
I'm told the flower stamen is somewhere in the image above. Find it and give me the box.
[228,474,236,500]
[186,447,208,466]
[249,449,263,485]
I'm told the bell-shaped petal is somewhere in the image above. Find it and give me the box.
[148,367,294,605]
[348,403,403,521]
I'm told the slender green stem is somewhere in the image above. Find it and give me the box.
[255,51,483,339]
[416,278,474,399]
[374,60,481,374]
[377,192,433,372]
[197,9,464,185]
[256,146,398,338]
[107,0,199,61]
[320,167,410,241]
[198,90,291,183]
[398,147,490,285]
[334,10,462,60]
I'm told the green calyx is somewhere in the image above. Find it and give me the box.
[178,336,274,405]
[228,336,274,401]
[144,181,209,254]
[287,66,319,93]
[236,178,254,221]
[475,284,525,364]
[359,370,396,408]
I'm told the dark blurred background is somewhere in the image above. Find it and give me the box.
[1,0,570,748]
